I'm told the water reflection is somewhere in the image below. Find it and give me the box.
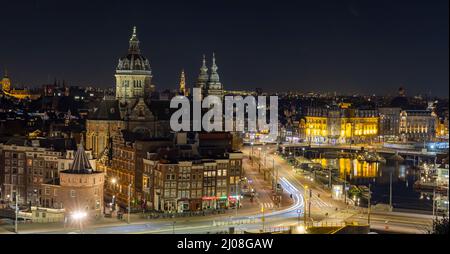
[311,157,431,210]
[312,158,379,178]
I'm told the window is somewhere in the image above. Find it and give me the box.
[70,190,76,198]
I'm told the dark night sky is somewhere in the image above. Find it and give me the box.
[0,0,448,97]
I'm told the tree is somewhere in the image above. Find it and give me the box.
[429,215,449,234]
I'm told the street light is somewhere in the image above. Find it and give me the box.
[250,142,254,166]
[71,211,87,233]
[110,178,118,211]
[303,185,308,227]
[296,225,306,234]
[14,192,18,234]
[127,183,132,224]
[172,215,176,234]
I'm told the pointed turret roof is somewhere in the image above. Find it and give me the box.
[179,69,186,95]
[128,26,140,54]
[207,52,221,88]
[196,55,208,88]
[69,137,93,174]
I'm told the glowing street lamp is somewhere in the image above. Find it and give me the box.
[71,211,87,233]
[296,225,306,234]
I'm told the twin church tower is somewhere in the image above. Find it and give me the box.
[115,26,223,104]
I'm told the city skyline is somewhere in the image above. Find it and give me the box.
[0,0,448,97]
[0,0,448,237]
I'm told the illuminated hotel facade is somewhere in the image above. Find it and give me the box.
[299,107,379,144]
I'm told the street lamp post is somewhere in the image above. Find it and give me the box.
[251,142,254,166]
[308,188,311,219]
[235,177,239,218]
[127,183,131,224]
[389,169,393,210]
[432,187,436,217]
[172,215,176,234]
[343,172,347,205]
[261,204,265,232]
[14,192,18,234]
[111,178,117,212]
[303,186,308,227]
[328,168,332,189]
[368,183,371,226]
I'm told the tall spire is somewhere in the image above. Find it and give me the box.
[128,26,140,54]
[196,54,208,88]
[70,136,93,173]
[179,69,187,96]
[208,52,221,87]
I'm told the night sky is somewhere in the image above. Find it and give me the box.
[1,0,448,97]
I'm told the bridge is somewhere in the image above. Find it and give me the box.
[279,143,446,158]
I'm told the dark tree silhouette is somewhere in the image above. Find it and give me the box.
[429,215,449,234]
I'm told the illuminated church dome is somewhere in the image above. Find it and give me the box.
[116,26,151,71]
[115,26,154,102]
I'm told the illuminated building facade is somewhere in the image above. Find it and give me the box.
[86,98,124,158]
[86,27,171,158]
[436,110,449,140]
[142,152,243,213]
[400,110,437,142]
[300,107,379,144]
[0,71,39,100]
[178,69,188,96]
[378,107,402,141]
[0,138,96,207]
[49,141,105,218]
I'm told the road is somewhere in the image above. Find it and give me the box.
[1,144,434,234]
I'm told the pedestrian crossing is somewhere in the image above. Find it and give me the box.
[261,202,275,209]
[309,197,333,209]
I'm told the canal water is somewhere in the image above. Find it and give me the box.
[310,157,433,212]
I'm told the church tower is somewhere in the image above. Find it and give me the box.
[115,26,154,104]
[194,55,208,100]
[205,53,223,98]
[179,69,188,96]
[1,70,11,92]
